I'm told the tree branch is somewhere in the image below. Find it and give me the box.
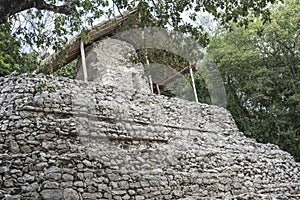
[112,0,123,18]
[35,0,74,15]
[0,0,76,23]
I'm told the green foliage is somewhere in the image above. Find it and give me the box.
[1,0,280,77]
[194,71,211,105]
[19,52,39,74]
[133,49,210,102]
[54,60,77,79]
[2,0,279,52]
[207,0,300,161]
[0,24,21,76]
[134,49,191,97]
[0,23,38,76]
[136,49,191,71]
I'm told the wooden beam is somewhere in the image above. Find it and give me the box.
[158,66,189,86]
[190,67,198,103]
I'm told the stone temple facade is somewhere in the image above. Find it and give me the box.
[0,39,299,199]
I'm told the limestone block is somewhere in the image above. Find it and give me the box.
[63,188,80,200]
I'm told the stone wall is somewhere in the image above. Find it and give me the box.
[0,73,299,199]
[76,38,150,94]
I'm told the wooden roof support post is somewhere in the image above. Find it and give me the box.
[145,55,154,93]
[80,40,88,82]
[148,75,154,93]
[190,67,198,103]
[156,84,161,95]
[142,26,153,93]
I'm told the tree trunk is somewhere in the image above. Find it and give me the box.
[0,0,73,23]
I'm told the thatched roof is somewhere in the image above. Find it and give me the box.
[37,9,140,74]
[36,7,197,82]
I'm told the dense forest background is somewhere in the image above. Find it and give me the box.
[207,0,299,161]
[0,0,299,161]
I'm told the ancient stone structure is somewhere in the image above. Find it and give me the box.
[0,38,299,199]
[0,72,299,199]
[76,39,150,94]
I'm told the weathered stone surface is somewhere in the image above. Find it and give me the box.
[82,193,97,199]
[62,174,74,181]
[76,38,150,94]
[0,72,299,199]
[43,182,59,190]
[0,166,9,173]
[40,189,63,200]
[63,188,79,200]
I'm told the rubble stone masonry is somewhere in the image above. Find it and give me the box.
[0,72,299,199]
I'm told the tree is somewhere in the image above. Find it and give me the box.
[0,23,38,76]
[207,0,300,161]
[0,24,20,76]
[0,0,280,51]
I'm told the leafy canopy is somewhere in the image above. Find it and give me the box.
[0,23,38,76]
[0,0,280,51]
[207,0,300,161]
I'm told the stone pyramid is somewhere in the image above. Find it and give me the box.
[0,39,299,199]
